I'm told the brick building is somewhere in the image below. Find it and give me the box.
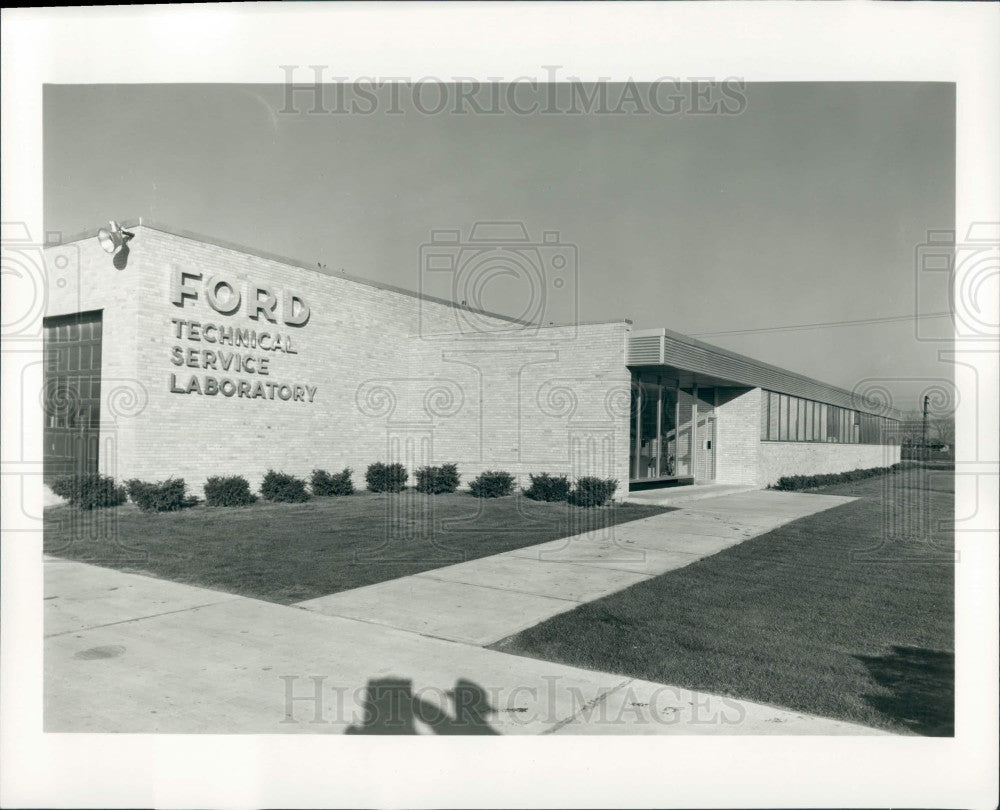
[42,221,901,500]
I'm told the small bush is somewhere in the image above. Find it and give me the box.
[204,475,257,507]
[261,470,310,502]
[468,470,515,498]
[770,464,905,492]
[311,468,355,496]
[126,478,198,512]
[366,462,408,493]
[523,472,570,502]
[568,476,618,508]
[50,473,127,510]
[415,463,460,494]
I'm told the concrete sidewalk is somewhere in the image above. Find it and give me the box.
[44,556,886,735]
[625,482,757,506]
[294,490,856,645]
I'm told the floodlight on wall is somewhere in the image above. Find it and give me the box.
[97,221,134,255]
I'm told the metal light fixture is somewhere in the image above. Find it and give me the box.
[97,221,134,255]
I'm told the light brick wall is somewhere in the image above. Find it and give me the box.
[706,384,901,487]
[44,226,631,499]
[403,323,633,498]
[759,441,901,487]
[44,226,899,500]
[714,386,761,486]
[44,237,143,479]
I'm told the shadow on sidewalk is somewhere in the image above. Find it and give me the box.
[345,677,500,735]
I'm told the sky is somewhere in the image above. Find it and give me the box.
[44,82,955,413]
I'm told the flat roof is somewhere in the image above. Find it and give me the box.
[51,219,898,418]
[629,327,902,420]
[51,218,632,334]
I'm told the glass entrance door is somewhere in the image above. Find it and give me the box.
[634,382,659,480]
[675,388,695,477]
[631,381,680,481]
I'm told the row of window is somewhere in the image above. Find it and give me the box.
[46,404,100,431]
[760,391,896,444]
[45,343,103,374]
[47,319,103,342]
[47,375,101,400]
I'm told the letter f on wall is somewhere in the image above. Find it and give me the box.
[171,267,202,307]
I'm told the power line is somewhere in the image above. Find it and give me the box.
[691,311,952,338]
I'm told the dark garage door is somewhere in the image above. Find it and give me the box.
[43,311,102,482]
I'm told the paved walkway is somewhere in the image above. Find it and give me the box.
[625,482,758,506]
[45,555,885,735]
[294,490,856,645]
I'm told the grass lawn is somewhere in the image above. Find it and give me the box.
[44,492,668,604]
[491,467,955,735]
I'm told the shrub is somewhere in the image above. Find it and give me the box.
[769,464,907,492]
[126,478,197,512]
[523,472,570,502]
[311,468,355,496]
[568,476,618,508]
[366,462,408,493]
[50,473,127,510]
[260,470,310,502]
[415,463,460,494]
[204,475,257,507]
[468,470,515,498]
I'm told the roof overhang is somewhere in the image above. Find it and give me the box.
[628,327,902,420]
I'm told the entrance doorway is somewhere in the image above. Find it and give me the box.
[43,311,103,482]
[632,382,677,481]
[695,397,716,481]
[630,375,717,486]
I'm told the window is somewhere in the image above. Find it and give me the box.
[43,311,103,481]
[861,413,879,444]
[768,392,780,440]
[761,391,898,444]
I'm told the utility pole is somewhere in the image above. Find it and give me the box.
[922,394,930,455]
